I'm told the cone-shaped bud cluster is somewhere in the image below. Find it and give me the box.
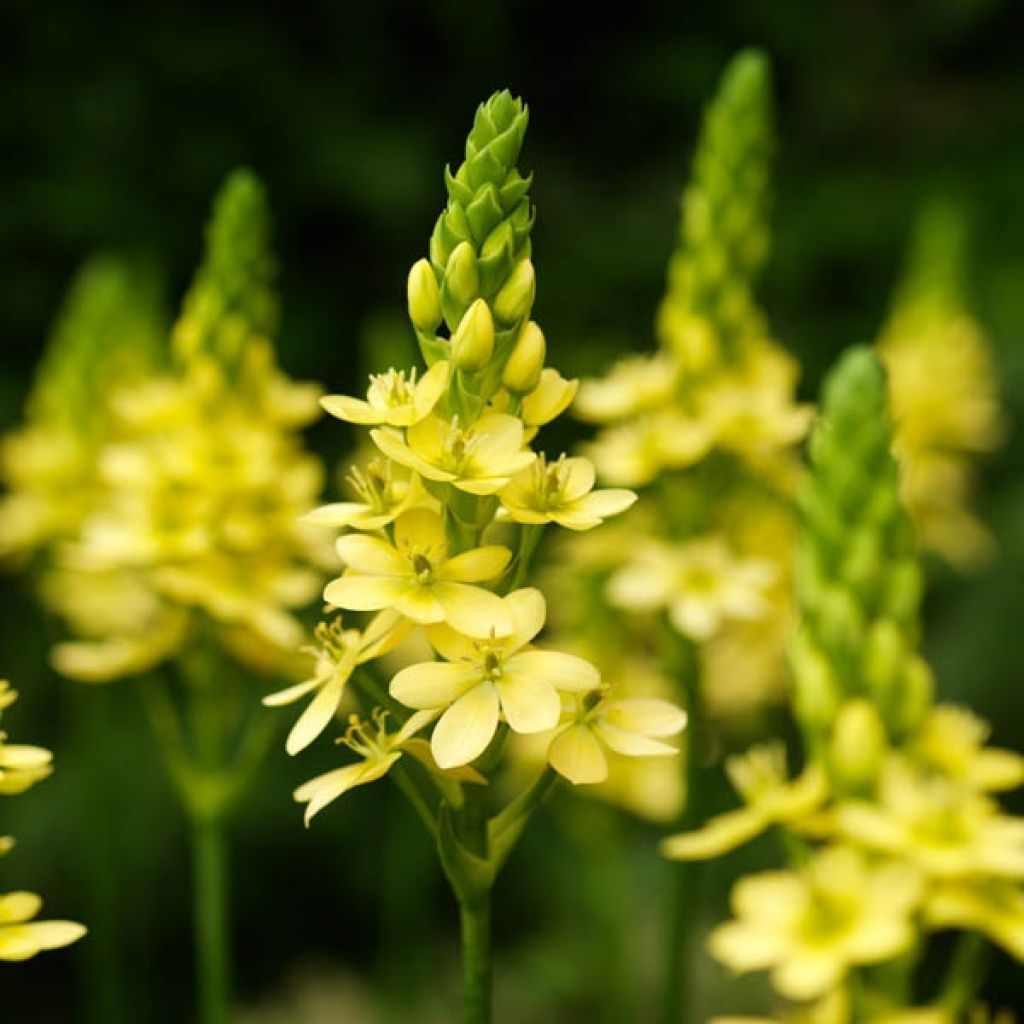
[656,48,774,367]
[793,347,931,749]
[172,169,279,365]
[412,91,538,401]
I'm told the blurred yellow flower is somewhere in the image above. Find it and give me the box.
[663,742,826,859]
[391,588,600,768]
[499,454,636,530]
[607,535,776,640]
[925,878,1024,961]
[0,682,52,795]
[0,892,86,962]
[320,362,449,427]
[325,507,511,636]
[709,846,922,1001]
[575,352,679,423]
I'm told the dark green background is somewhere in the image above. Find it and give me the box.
[1,1,1021,1020]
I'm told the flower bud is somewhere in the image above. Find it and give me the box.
[407,259,442,332]
[493,258,536,324]
[445,242,479,306]
[790,631,841,732]
[451,299,494,372]
[829,699,886,792]
[501,321,546,394]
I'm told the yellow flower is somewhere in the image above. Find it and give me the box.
[301,458,426,532]
[0,683,52,795]
[607,536,776,640]
[701,375,813,461]
[320,362,449,427]
[372,413,535,495]
[324,507,512,637]
[835,756,1024,880]
[583,412,713,488]
[575,352,679,423]
[709,846,922,1001]
[0,892,86,962]
[498,454,636,530]
[925,878,1024,961]
[662,742,827,859]
[547,689,686,785]
[521,368,579,428]
[263,611,411,755]
[390,588,600,769]
[911,705,1024,792]
[293,708,440,826]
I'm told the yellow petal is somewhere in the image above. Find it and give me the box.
[393,585,447,624]
[662,809,768,861]
[548,724,608,784]
[432,582,512,637]
[323,574,408,612]
[708,919,785,972]
[0,920,86,961]
[412,360,451,420]
[390,661,481,710]
[496,672,561,734]
[431,682,501,769]
[320,395,380,424]
[503,587,547,650]
[285,673,346,756]
[299,502,370,528]
[296,757,400,826]
[439,545,511,582]
[394,506,447,556]
[335,534,408,575]
[772,951,844,1002]
[594,722,677,758]
[504,650,600,694]
[601,698,687,738]
[424,622,480,663]
[262,676,322,708]
[558,489,637,529]
[0,892,41,925]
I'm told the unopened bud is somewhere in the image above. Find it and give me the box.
[407,259,442,332]
[829,699,886,792]
[864,618,905,708]
[501,321,546,394]
[896,656,934,736]
[494,258,536,324]
[451,299,494,371]
[790,631,841,732]
[445,242,479,305]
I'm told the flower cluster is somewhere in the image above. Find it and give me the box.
[271,91,683,837]
[665,349,1023,1019]
[26,172,333,683]
[0,681,85,961]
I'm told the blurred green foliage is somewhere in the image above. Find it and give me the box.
[1,1,1022,1020]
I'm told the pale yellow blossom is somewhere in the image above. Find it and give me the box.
[320,362,449,427]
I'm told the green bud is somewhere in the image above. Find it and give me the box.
[493,258,536,324]
[451,299,494,372]
[501,321,546,394]
[896,656,934,736]
[863,618,906,709]
[829,699,887,792]
[407,259,443,333]
[790,630,841,733]
[445,241,479,306]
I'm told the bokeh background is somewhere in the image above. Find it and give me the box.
[1,1,1022,1020]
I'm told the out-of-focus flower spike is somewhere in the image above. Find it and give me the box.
[794,346,929,748]
[172,168,278,366]
[656,48,774,369]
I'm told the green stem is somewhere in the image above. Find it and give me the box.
[191,814,231,1024]
[508,523,543,590]
[938,932,988,1017]
[459,895,493,1024]
[661,630,703,1024]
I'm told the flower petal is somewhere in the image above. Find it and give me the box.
[262,676,322,708]
[390,661,481,710]
[299,502,370,528]
[432,582,513,637]
[412,360,450,420]
[320,395,379,424]
[431,682,501,769]
[0,892,41,925]
[548,724,608,784]
[504,650,600,694]
[497,672,561,734]
[286,673,346,756]
[601,698,688,738]
[662,809,767,861]
[594,721,678,757]
[323,574,408,612]
[335,534,408,575]
[439,545,511,582]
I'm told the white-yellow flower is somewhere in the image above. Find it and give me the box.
[372,413,535,495]
[709,846,922,1001]
[390,588,600,769]
[662,742,827,859]
[499,454,636,531]
[0,892,86,962]
[293,708,440,825]
[607,536,776,640]
[324,507,512,637]
[263,611,411,755]
[320,362,449,427]
[0,683,52,795]
[575,352,679,423]
[547,690,686,785]
[301,459,426,532]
